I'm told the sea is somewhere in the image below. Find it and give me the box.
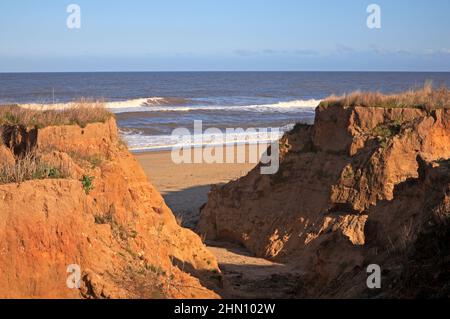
[1,72,449,151]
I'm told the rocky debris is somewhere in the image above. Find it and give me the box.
[197,104,450,298]
[0,118,220,299]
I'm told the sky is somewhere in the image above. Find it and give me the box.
[0,0,449,72]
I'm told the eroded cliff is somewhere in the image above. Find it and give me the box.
[198,103,450,298]
[0,116,220,299]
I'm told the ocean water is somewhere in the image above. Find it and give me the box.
[1,72,450,151]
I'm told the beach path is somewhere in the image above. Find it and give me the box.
[135,146,302,298]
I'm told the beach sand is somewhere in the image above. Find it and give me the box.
[135,144,304,298]
[135,144,263,228]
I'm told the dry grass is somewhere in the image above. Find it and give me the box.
[320,82,450,110]
[175,214,184,227]
[0,152,70,184]
[0,99,113,128]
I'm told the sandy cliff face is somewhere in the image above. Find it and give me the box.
[0,118,220,299]
[197,105,449,298]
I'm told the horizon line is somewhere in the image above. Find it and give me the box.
[1,70,450,74]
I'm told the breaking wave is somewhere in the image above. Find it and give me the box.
[19,97,320,114]
[18,97,193,111]
[121,124,296,152]
[112,98,321,114]
[105,97,191,109]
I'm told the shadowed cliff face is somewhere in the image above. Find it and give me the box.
[197,105,450,298]
[0,118,220,299]
[0,125,38,157]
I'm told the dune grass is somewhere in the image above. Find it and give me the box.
[320,82,450,110]
[0,99,113,128]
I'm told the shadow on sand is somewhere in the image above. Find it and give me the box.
[163,185,303,299]
[161,184,223,229]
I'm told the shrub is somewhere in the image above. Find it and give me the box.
[81,175,95,194]
[373,121,403,148]
[94,213,113,225]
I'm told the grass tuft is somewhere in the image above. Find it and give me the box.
[81,175,95,194]
[0,153,69,184]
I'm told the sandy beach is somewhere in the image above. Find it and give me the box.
[135,144,302,298]
[135,144,263,228]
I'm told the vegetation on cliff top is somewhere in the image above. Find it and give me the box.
[0,100,112,185]
[0,153,70,184]
[0,100,113,128]
[320,83,450,110]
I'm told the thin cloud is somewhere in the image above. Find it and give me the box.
[235,49,318,56]
[424,48,450,55]
[262,49,278,55]
[336,43,356,54]
[234,50,259,57]
[293,49,319,56]
[370,45,411,56]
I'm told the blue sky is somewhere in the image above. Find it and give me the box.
[0,0,449,72]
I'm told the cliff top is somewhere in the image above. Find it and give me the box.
[0,100,113,128]
[319,83,450,110]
